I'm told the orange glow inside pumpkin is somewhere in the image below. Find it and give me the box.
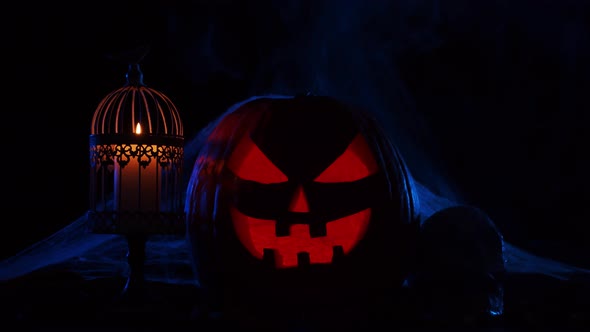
[228,133,378,268]
[231,207,371,268]
[227,135,288,184]
[314,133,378,182]
[288,186,310,213]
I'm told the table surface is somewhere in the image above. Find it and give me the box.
[1,268,589,332]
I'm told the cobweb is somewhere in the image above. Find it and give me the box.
[0,145,588,286]
[413,180,590,281]
[0,215,195,285]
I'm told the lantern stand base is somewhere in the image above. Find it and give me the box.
[119,233,147,301]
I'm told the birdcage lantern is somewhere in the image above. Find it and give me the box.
[88,63,185,235]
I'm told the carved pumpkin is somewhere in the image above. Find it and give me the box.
[186,95,420,322]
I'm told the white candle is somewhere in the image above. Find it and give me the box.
[114,123,160,213]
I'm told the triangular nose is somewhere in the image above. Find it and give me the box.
[288,185,310,212]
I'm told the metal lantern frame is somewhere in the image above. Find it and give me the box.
[86,63,186,297]
[87,63,185,234]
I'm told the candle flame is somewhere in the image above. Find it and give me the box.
[135,123,142,135]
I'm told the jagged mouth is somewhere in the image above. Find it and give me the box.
[230,207,371,268]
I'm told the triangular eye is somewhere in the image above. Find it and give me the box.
[314,134,378,183]
[228,135,288,184]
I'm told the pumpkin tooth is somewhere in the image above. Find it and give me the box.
[332,245,344,263]
[309,222,327,238]
[275,222,290,237]
[262,248,276,267]
[297,252,310,267]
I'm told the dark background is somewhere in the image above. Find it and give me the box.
[2,0,589,271]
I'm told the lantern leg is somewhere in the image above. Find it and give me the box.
[121,233,147,299]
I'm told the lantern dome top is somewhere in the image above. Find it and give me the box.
[90,64,183,138]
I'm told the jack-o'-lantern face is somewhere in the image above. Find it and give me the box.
[224,98,382,268]
[185,96,418,317]
[187,95,418,311]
